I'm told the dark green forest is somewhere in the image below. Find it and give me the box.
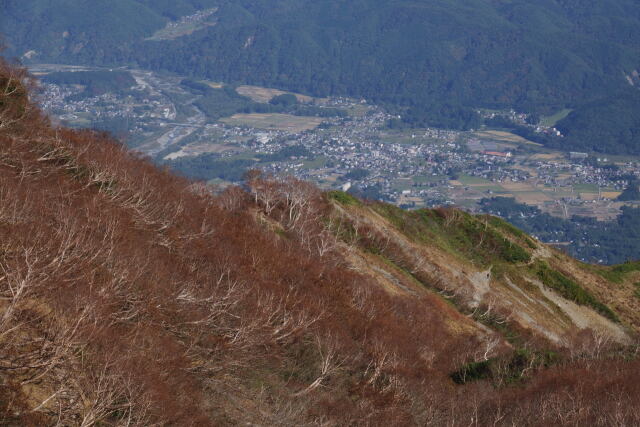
[554,91,640,155]
[618,180,640,201]
[480,197,640,264]
[484,94,640,155]
[3,0,640,140]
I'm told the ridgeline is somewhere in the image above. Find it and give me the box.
[2,59,640,425]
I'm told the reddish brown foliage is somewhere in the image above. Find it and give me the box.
[1,58,640,425]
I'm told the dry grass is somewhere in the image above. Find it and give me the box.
[500,182,537,192]
[163,141,236,160]
[514,191,554,204]
[475,130,544,146]
[236,85,314,103]
[530,153,563,160]
[221,113,324,132]
[602,191,622,199]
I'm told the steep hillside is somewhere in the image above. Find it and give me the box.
[2,60,640,425]
[4,0,640,131]
[324,196,633,343]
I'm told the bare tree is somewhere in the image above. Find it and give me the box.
[0,64,36,130]
[294,335,344,396]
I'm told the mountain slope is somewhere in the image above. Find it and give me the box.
[1,0,220,58]
[326,197,632,343]
[2,60,640,425]
[553,90,640,154]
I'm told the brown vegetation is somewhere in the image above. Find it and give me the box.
[1,58,640,425]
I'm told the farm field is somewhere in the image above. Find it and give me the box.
[235,85,314,103]
[512,191,554,204]
[474,130,543,146]
[456,174,496,185]
[451,176,625,220]
[145,8,218,41]
[220,113,324,132]
[164,141,236,160]
[528,153,564,161]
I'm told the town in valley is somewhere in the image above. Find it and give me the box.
[35,64,640,227]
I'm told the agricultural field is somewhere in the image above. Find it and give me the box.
[412,175,447,184]
[380,130,446,146]
[146,8,218,41]
[220,113,324,132]
[457,174,493,186]
[512,191,554,204]
[448,174,625,218]
[164,141,236,160]
[301,156,329,169]
[528,153,564,161]
[474,130,544,146]
[235,85,315,103]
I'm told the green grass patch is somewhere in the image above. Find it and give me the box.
[372,203,411,229]
[436,211,531,265]
[302,156,328,169]
[473,185,509,193]
[487,216,537,249]
[472,300,524,346]
[573,183,599,193]
[327,190,361,206]
[412,175,446,184]
[371,204,531,266]
[532,261,618,322]
[390,179,413,191]
[458,174,491,185]
[540,108,572,127]
[596,261,640,284]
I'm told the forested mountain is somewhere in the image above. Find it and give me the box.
[1,0,218,53]
[554,91,640,155]
[3,56,640,425]
[3,0,640,134]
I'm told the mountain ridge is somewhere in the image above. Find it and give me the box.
[2,58,640,425]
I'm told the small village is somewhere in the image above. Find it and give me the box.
[37,65,640,221]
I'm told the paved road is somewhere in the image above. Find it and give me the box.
[129,70,206,157]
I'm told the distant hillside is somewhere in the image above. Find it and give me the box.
[554,90,640,155]
[4,0,640,135]
[2,60,640,425]
[1,0,218,53]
